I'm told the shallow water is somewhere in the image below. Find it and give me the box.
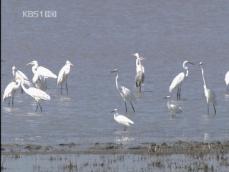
[2,0,229,147]
[2,153,229,172]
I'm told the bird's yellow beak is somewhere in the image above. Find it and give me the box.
[27,61,33,66]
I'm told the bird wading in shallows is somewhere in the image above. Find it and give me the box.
[169,60,195,100]
[27,60,57,90]
[2,80,21,107]
[57,60,74,95]
[164,96,182,117]
[133,53,145,93]
[225,71,229,92]
[111,69,136,113]
[12,65,32,93]
[20,80,51,112]
[199,62,216,115]
[111,109,134,130]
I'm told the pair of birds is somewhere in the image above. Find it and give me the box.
[27,60,73,94]
[110,53,145,128]
[2,60,73,112]
[168,61,221,115]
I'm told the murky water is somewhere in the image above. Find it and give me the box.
[2,153,229,172]
[2,0,229,147]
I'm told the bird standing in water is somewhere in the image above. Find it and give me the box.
[57,60,74,95]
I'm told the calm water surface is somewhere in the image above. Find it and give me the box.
[2,0,229,146]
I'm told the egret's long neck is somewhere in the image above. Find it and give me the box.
[136,58,141,67]
[185,69,189,77]
[114,112,118,118]
[183,64,189,77]
[201,67,207,87]
[20,83,28,94]
[115,73,119,90]
[15,81,21,89]
[32,64,38,74]
[12,69,16,79]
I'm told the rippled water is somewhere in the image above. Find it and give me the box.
[2,0,229,146]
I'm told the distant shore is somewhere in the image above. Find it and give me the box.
[2,140,229,155]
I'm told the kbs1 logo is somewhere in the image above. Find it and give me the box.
[22,10,57,18]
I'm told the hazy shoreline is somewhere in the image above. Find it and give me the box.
[2,140,229,155]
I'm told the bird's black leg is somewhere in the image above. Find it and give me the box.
[207,104,209,115]
[66,79,68,96]
[213,103,216,114]
[8,99,11,106]
[21,87,24,94]
[11,96,14,107]
[44,79,47,90]
[130,101,135,112]
[38,102,42,112]
[177,87,179,100]
[60,84,63,95]
[179,85,182,100]
[35,104,38,112]
[124,101,127,112]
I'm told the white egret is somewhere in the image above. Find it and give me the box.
[164,96,182,116]
[2,80,21,106]
[21,80,51,112]
[225,71,229,91]
[199,62,216,114]
[32,71,47,91]
[27,60,57,78]
[133,53,145,92]
[111,109,134,127]
[111,69,136,112]
[169,60,195,100]
[57,60,74,95]
[12,66,32,93]
[27,60,57,90]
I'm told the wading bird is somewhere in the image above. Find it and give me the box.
[199,62,216,115]
[27,60,57,90]
[32,71,47,91]
[169,60,195,100]
[111,109,134,128]
[12,65,31,92]
[57,60,74,95]
[2,80,21,106]
[133,53,145,92]
[111,69,136,112]
[21,80,51,112]
[225,71,229,92]
[164,96,182,116]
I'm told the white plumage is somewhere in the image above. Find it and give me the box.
[12,66,32,89]
[169,60,194,100]
[21,81,50,112]
[199,62,216,114]
[133,53,145,92]
[3,81,20,100]
[169,72,185,93]
[164,96,182,115]
[111,69,136,112]
[27,60,57,78]
[112,109,134,127]
[225,71,229,87]
[27,60,57,90]
[2,80,21,106]
[57,60,73,95]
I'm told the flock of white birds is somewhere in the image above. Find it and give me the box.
[2,54,229,128]
[3,60,73,112]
